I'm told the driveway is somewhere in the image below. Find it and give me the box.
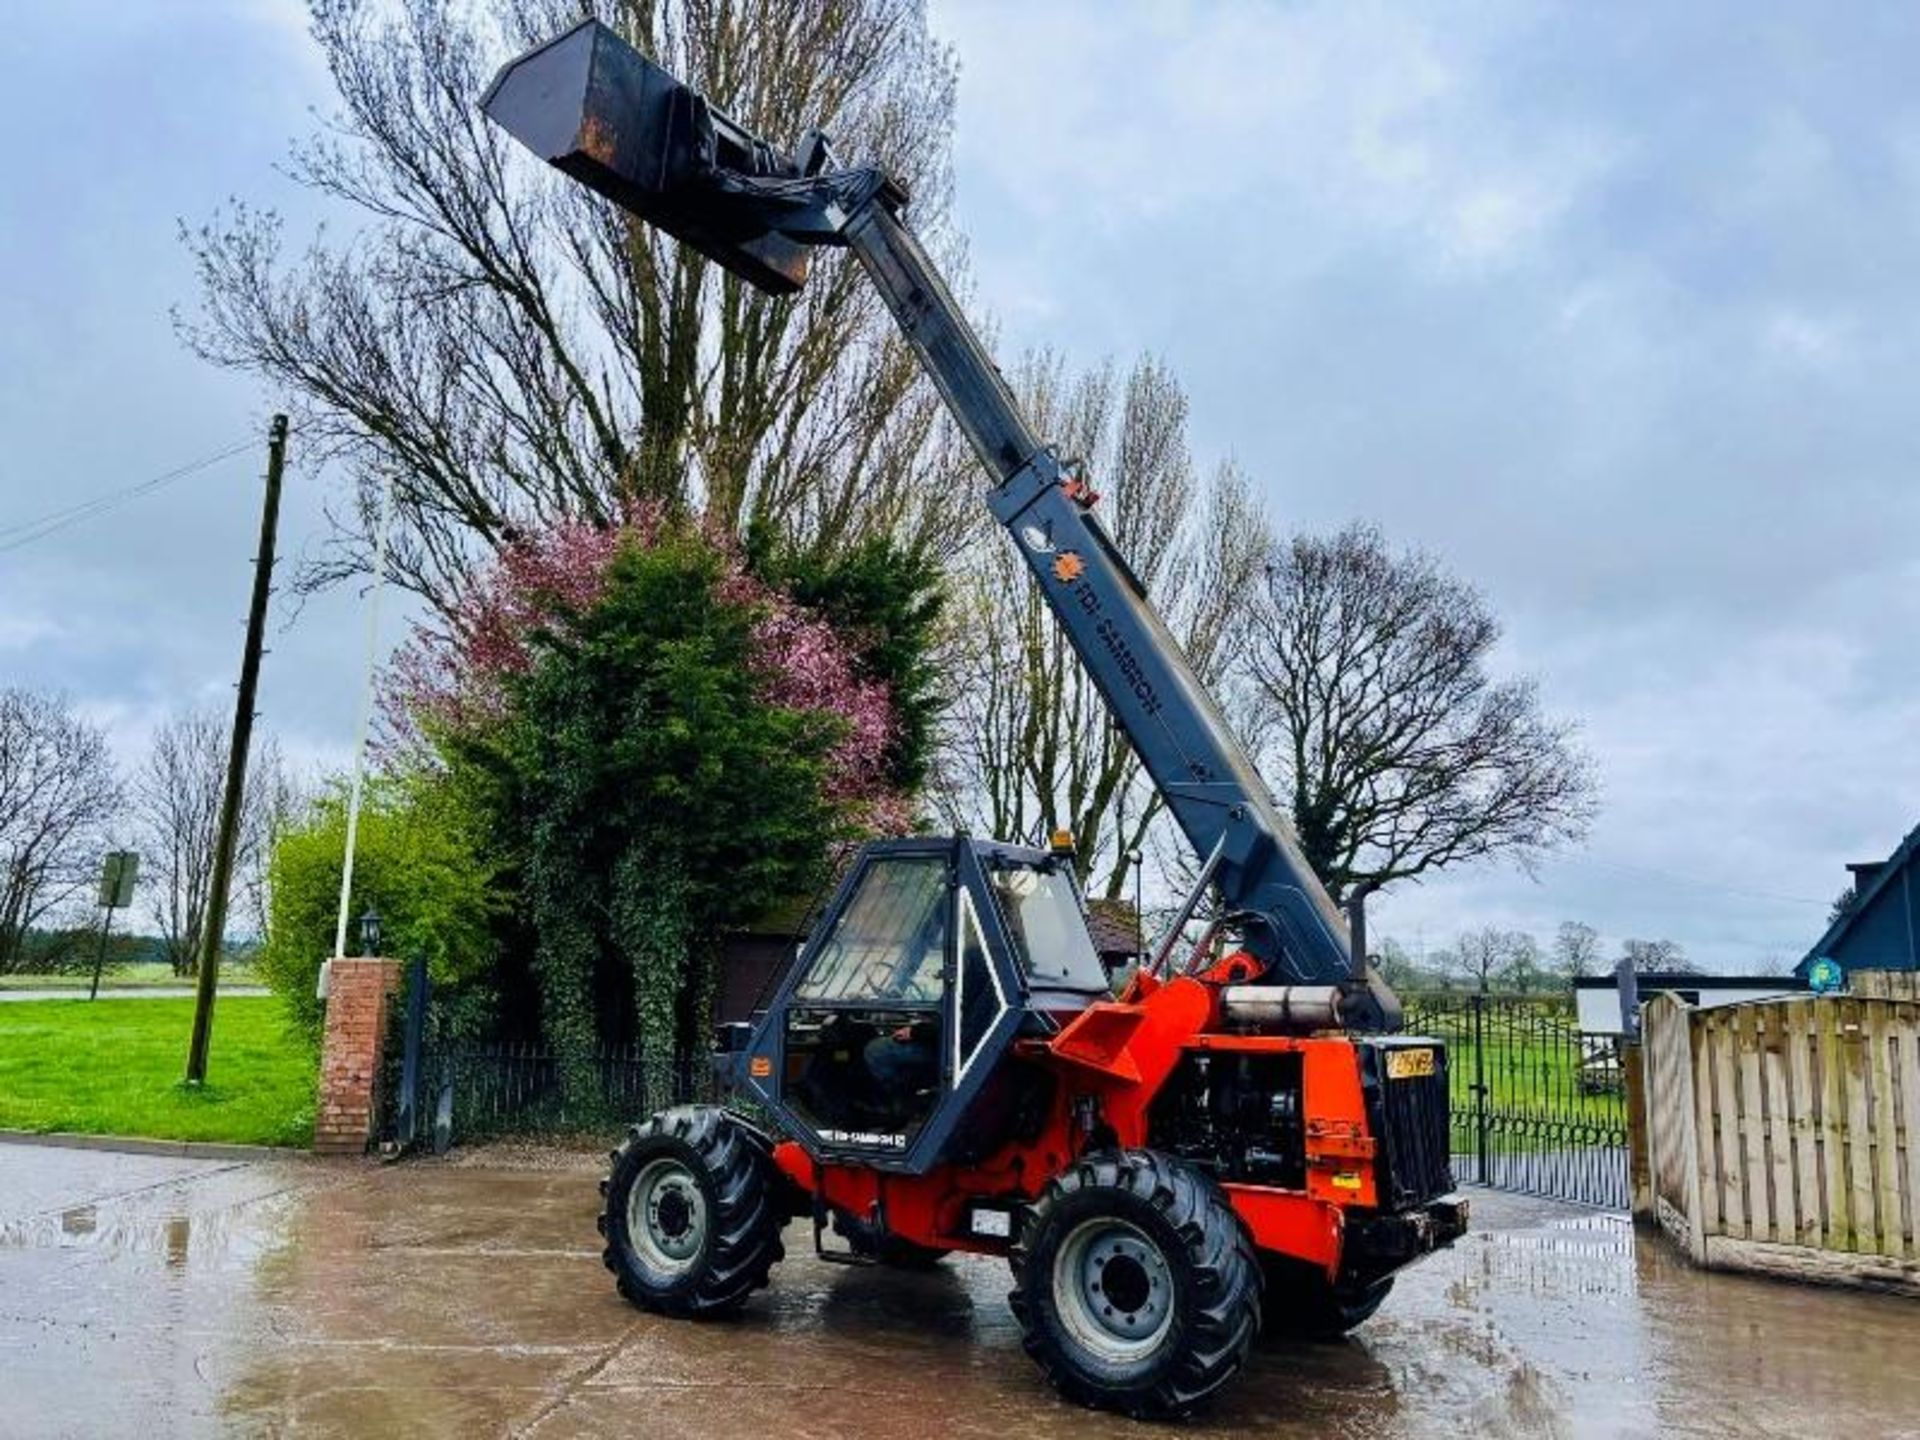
[3,1139,1918,1438]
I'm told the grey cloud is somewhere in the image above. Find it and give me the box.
[934,0,1920,968]
[3,2,1913,973]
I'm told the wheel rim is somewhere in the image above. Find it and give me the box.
[626,1156,708,1277]
[1051,1217,1176,1362]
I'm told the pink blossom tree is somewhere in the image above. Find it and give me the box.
[388,513,911,835]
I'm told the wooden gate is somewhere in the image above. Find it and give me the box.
[1640,988,1920,1294]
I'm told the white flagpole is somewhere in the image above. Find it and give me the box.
[321,472,395,995]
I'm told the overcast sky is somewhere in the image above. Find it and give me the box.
[4,2,1916,972]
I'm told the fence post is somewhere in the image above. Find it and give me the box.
[1471,991,1490,1185]
[1623,1039,1652,1222]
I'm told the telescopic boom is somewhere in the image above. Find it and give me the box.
[482,19,1400,1026]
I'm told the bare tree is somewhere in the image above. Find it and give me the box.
[1620,937,1694,975]
[0,690,122,973]
[137,711,286,976]
[241,753,305,947]
[1497,943,1549,995]
[1375,936,1423,992]
[1245,523,1596,905]
[1440,926,1539,995]
[181,0,970,615]
[1551,920,1602,980]
[939,352,1268,898]
[1373,935,1453,993]
[138,711,221,975]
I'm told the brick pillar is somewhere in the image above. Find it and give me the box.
[313,957,403,1156]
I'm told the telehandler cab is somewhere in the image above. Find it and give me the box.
[483,21,1466,1417]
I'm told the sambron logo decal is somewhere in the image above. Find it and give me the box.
[819,1128,908,1150]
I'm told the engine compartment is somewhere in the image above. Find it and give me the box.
[1146,1051,1307,1191]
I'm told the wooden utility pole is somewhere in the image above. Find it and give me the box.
[186,414,287,1084]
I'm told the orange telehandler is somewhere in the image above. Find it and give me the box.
[482,21,1465,1417]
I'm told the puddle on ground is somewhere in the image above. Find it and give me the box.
[5,1155,1920,1440]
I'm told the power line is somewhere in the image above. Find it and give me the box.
[0,437,260,555]
[1550,853,1827,908]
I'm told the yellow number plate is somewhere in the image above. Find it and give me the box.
[1386,1047,1436,1080]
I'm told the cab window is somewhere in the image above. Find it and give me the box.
[796,858,948,1004]
[986,862,1109,993]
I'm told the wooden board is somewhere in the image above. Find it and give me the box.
[1760,1005,1797,1246]
[1703,1231,1920,1298]
[1843,999,1880,1254]
[1785,998,1823,1249]
[1896,1013,1912,1259]
[1738,1005,1771,1240]
[1817,998,1856,1251]
[1855,971,1920,1003]
[1692,1003,1723,1241]
[1709,1011,1746,1236]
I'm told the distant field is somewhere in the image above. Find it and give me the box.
[1401,998,1628,1159]
[0,961,262,991]
[0,997,314,1147]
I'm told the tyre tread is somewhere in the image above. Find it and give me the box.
[600,1105,785,1318]
[1009,1148,1261,1418]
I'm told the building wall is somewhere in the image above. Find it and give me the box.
[717,931,800,1024]
[1575,977,1804,1036]
[1827,865,1920,972]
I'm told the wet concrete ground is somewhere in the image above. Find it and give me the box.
[3,1140,1918,1438]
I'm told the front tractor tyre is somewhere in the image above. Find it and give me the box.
[597,1106,785,1317]
[1010,1150,1262,1419]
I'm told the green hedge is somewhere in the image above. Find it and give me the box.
[258,776,502,1040]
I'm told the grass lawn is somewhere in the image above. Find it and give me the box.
[1400,1000,1628,1158]
[0,997,315,1147]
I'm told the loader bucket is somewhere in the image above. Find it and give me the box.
[480,19,811,294]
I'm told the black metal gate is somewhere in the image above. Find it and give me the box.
[1402,993,1629,1210]
[380,957,716,1151]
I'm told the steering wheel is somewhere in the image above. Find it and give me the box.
[862,956,897,997]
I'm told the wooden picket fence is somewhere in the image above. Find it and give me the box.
[1640,987,1920,1295]
[1852,969,1920,1003]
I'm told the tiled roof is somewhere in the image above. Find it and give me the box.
[1086,896,1143,958]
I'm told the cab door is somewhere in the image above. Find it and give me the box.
[745,840,1027,1175]
[767,849,954,1162]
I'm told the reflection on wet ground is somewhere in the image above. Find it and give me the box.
[3,1141,1918,1438]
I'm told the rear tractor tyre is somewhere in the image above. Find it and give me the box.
[1010,1149,1262,1419]
[1261,1260,1393,1340]
[597,1106,785,1317]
